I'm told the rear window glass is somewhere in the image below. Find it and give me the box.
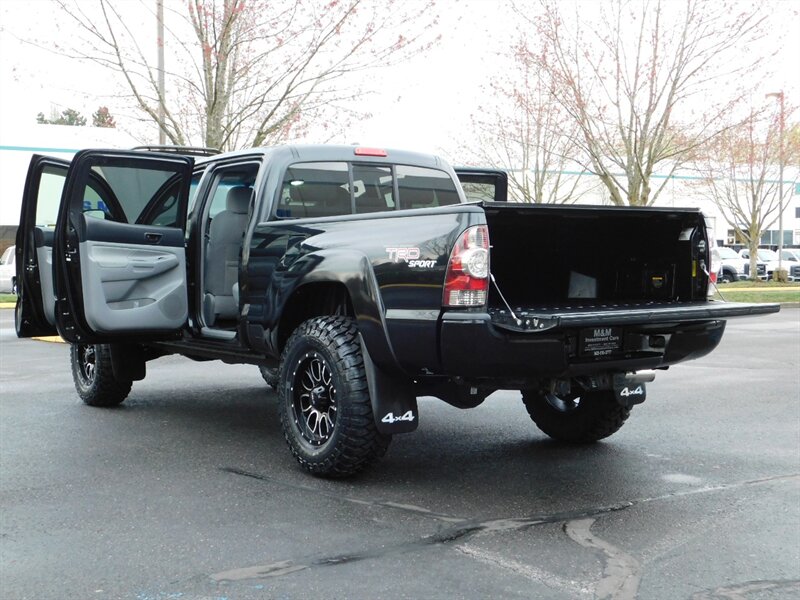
[277,162,350,219]
[353,164,394,214]
[276,162,461,219]
[397,165,460,209]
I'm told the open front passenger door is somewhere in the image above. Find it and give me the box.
[53,151,194,343]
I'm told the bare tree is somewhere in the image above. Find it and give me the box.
[520,0,772,206]
[694,106,799,278]
[466,36,590,203]
[51,0,438,150]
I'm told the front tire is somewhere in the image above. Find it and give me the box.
[70,344,132,407]
[279,316,390,477]
[521,389,630,443]
[258,365,279,390]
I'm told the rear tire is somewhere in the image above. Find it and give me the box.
[70,344,132,407]
[521,389,630,443]
[279,316,390,477]
[258,365,279,390]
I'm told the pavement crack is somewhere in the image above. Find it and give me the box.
[221,466,465,523]
[631,473,799,507]
[215,468,799,585]
[565,518,641,600]
[209,501,633,583]
[690,579,800,599]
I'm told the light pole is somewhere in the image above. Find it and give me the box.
[157,0,166,145]
[766,91,785,275]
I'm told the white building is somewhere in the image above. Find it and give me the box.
[0,122,140,250]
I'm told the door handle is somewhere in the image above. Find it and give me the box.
[145,232,163,244]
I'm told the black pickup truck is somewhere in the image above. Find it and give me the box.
[15,145,778,477]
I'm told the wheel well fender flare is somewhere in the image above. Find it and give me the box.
[272,249,403,375]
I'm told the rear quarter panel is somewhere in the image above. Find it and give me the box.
[246,206,485,374]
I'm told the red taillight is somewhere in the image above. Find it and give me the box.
[443,225,490,307]
[354,147,388,157]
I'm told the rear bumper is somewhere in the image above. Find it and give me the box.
[438,301,778,381]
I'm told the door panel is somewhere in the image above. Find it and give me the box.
[35,238,56,327]
[80,241,187,332]
[79,219,187,333]
[54,151,194,343]
[15,157,68,337]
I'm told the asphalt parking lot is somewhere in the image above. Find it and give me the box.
[1,309,798,600]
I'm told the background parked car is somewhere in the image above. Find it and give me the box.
[0,245,16,294]
[779,249,800,281]
[717,246,749,282]
[738,248,778,280]
[779,248,800,264]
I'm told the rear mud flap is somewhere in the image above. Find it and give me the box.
[110,344,146,381]
[360,337,418,435]
[613,381,646,408]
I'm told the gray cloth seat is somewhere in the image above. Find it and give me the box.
[203,186,251,326]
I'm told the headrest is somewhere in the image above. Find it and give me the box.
[226,186,252,214]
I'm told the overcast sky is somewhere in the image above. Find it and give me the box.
[0,0,798,159]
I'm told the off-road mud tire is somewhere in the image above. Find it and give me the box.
[279,316,390,478]
[70,343,132,407]
[521,389,630,443]
[258,365,279,390]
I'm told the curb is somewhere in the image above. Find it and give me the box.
[718,287,800,292]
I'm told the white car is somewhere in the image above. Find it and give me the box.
[0,245,16,293]
[716,246,749,282]
[780,248,800,265]
[779,249,800,281]
[738,248,780,280]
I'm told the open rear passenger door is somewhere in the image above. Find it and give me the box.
[15,156,70,337]
[52,150,194,343]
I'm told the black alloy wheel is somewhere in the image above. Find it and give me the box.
[70,343,132,407]
[76,344,97,387]
[289,351,338,446]
[542,391,581,413]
